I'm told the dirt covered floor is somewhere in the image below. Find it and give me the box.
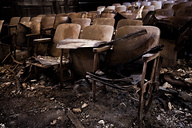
[0,59,192,128]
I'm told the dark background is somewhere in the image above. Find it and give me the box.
[0,0,132,23]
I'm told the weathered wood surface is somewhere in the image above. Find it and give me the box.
[57,39,106,49]
[67,108,85,128]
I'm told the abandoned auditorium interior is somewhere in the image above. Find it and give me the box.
[0,0,192,128]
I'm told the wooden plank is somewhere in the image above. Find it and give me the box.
[67,108,85,128]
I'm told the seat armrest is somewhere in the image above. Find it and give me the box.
[33,38,52,44]
[93,45,113,53]
[26,33,41,37]
[142,52,160,62]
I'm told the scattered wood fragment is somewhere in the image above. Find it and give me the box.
[163,74,191,87]
[67,108,85,128]
[159,87,192,102]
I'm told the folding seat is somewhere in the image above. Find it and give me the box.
[7,17,21,36]
[57,25,114,80]
[0,17,31,59]
[29,23,81,80]
[56,23,162,128]
[86,26,162,127]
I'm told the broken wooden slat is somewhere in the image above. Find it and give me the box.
[67,108,85,128]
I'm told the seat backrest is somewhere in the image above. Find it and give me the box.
[80,25,114,41]
[77,11,88,18]
[167,16,192,27]
[141,1,151,6]
[68,13,82,20]
[41,16,55,34]
[87,11,100,21]
[151,1,162,10]
[109,26,160,66]
[49,23,81,57]
[20,17,31,23]
[120,12,137,19]
[46,14,56,17]
[57,13,68,17]
[37,14,46,18]
[116,19,143,29]
[162,3,175,9]
[112,3,121,8]
[9,17,20,35]
[16,23,30,46]
[175,6,192,17]
[72,18,91,30]
[31,17,42,23]
[172,1,192,13]
[106,6,116,10]
[100,9,116,18]
[92,18,115,26]
[53,16,69,29]
[97,6,106,13]
[115,5,127,13]
[30,21,41,34]
[155,8,174,17]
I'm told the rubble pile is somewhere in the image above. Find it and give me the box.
[0,59,192,127]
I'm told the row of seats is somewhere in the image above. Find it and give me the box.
[1,0,191,67]
[96,0,192,19]
[0,3,163,127]
[1,10,145,58]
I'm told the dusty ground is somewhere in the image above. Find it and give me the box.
[0,59,192,128]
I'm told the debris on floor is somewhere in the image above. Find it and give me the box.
[0,59,192,128]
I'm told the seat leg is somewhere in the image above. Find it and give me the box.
[60,49,64,88]
[92,53,99,102]
[12,34,16,59]
[138,61,147,128]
